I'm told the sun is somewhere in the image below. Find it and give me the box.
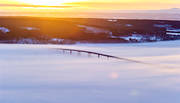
[16,0,82,6]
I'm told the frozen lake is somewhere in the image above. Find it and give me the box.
[0,40,180,103]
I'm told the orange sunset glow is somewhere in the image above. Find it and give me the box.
[16,0,84,6]
[1,0,180,10]
[0,0,180,18]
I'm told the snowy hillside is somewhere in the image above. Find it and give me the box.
[0,17,180,44]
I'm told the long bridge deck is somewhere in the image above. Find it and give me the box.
[54,48,172,69]
[56,48,148,64]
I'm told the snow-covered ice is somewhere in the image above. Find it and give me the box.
[107,19,118,22]
[21,27,40,31]
[125,24,133,27]
[0,40,180,103]
[50,38,64,42]
[166,32,180,35]
[166,29,180,35]
[120,34,143,41]
[166,29,180,32]
[0,27,10,34]
[78,25,111,34]
[154,24,172,28]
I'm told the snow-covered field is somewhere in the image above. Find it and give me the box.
[0,40,180,103]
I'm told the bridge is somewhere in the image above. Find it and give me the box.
[55,48,148,64]
[54,48,174,69]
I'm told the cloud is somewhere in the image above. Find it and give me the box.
[0,4,74,8]
[64,2,180,10]
[116,8,180,13]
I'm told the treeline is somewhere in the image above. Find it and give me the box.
[0,17,180,44]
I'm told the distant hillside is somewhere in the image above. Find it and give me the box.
[0,16,180,44]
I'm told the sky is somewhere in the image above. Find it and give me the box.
[0,0,180,17]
